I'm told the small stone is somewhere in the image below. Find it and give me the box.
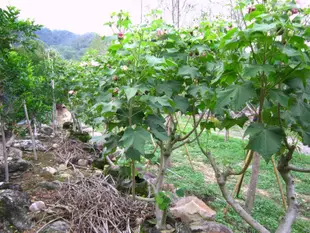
[29,201,47,212]
[7,157,13,161]
[59,173,71,179]
[77,159,88,166]
[43,166,57,175]
[52,143,59,149]
[58,164,67,171]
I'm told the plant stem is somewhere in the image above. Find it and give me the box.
[272,156,287,210]
[128,100,136,200]
[131,160,136,200]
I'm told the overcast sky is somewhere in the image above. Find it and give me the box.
[2,0,307,35]
[0,0,231,35]
[0,0,161,34]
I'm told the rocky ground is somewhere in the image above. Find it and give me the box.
[0,126,232,233]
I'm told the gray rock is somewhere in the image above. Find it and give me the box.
[176,222,192,233]
[0,219,15,233]
[12,139,46,151]
[190,221,233,233]
[0,182,22,191]
[37,181,61,190]
[0,146,31,178]
[0,189,32,231]
[41,220,70,233]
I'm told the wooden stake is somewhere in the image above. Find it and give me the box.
[23,100,37,160]
[272,156,287,209]
[184,143,195,170]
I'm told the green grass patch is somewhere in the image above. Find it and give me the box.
[165,126,310,233]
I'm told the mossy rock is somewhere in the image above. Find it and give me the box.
[70,131,91,142]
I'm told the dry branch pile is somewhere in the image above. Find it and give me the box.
[54,175,154,232]
[54,139,96,165]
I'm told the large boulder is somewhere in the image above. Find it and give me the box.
[170,196,216,223]
[0,145,31,178]
[0,189,32,232]
[12,139,46,151]
[41,220,70,233]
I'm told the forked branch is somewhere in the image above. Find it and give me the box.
[194,128,270,233]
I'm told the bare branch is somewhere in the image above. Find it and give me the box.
[223,150,254,178]
[287,165,310,173]
[176,112,206,143]
[172,127,204,150]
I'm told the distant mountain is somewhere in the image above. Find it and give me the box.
[36,28,96,60]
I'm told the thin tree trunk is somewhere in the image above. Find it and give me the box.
[171,0,175,25]
[176,0,180,28]
[140,0,143,24]
[23,100,37,160]
[225,129,229,142]
[245,152,260,213]
[276,153,298,233]
[51,80,56,134]
[155,150,168,229]
[1,117,9,182]
[33,117,37,137]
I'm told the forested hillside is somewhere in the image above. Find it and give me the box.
[36,28,96,60]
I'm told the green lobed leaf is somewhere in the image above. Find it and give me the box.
[155,192,171,210]
[173,96,189,113]
[250,22,278,32]
[145,114,169,141]
[269,90,289,107]
[177,65,199,78]
[120,127,150,155]
[216,82,256,111]
[145,55,165,65]
[243,64,275,77]
[125,146,141,161]
[176,188,185,197]
[124,86,138,101]
[244,123,285,161]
